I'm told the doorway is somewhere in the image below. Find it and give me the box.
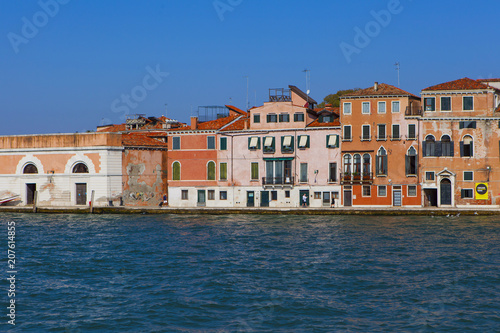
[424,189,438,207]
[26,183,36,205]
[197,190,206,206]
[393,189,402,207]
[260,191,269,207]
[343,189,352,207]
[247,191,255,207]
[76,183,87,205]
[440,179,452,205]
[299,190,310,207]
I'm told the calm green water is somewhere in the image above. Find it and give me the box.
[1,213,498,332]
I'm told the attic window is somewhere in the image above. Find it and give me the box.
[320,115,332,123]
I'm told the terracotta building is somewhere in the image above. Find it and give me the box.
[419,77,500,207]
[340,82,421,207]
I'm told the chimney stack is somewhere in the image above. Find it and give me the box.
[374,82,379,91]
[190,116,198,130]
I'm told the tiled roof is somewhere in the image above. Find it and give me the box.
[225,105,247,115]
[122,132,168,147]
[173,115,241,131]
[307,119,340,128]
[313,107,340,115]
[479,78,500,82]
[221,117,248,131]
[96,124,126,132]
[422,77,490,91]
[343,83,418,98]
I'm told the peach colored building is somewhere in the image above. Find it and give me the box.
[340,83,421,207]
[419,78,500,207]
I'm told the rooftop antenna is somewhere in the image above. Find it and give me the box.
[303,69,311,95]
[394,62,400,87]
[244,76,249,111]
[164,103,167,118]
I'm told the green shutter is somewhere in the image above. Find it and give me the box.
[220,163,227,180]
[326,135,330,148]
[207,162,216,180]
[173,162,180,180]
[220,137,227,150]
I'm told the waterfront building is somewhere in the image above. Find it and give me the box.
[419,78,500,207]
[339,82,421,207]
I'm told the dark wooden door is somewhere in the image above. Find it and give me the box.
[440,179,452,205]
[344,190,352,207]
[247,191,254,207]
[76,183,87,205]
[260,191,269,207]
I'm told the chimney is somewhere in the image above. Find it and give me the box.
[190,116,198,130]
[244,118,249,130]
[374,82,379,91]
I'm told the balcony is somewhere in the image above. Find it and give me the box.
[262,176,295,186]
[405,105,422,116]
[341,172,373,184]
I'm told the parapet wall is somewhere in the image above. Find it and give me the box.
[0,133,122,149]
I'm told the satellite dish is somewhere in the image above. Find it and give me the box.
[306,89,310,95]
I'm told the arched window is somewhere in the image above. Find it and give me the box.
[461,135,473,157]
[424,135,436,157]
[441,135,453,157]
[343,154,352,174]
[172,162,181,180]
[406,146,417,176]
[376,147,387,176]
[207,161,216,180]
[23,164,38,174]
[362,154,371,176]
[353,154,361,174]
[72,163,89,173]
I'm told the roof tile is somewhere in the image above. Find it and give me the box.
[423,77,490,91]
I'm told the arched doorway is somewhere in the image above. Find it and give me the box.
[440,178,452,205]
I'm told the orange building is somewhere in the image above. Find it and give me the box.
[419,78,500,207]
[340,82,421,207]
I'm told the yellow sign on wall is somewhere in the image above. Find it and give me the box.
[475,183,488,200]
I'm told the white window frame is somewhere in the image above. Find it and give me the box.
[377,124,386,141]
[362,185,371,197]
[392,124,400,140]
[463,96,474,111]
[343,102,352,115]
[361,124,370,141]
[362,102,370,114]
[440,96,452,112]
[391,101,400,113]
[378,101,386,114]
[378,185,387,197]
[343,125,352,141]
[425,171,435,181]
[461,188,474,199]
[408,124,416,140]
[407,185,417,197]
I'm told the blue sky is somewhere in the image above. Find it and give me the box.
[1,0,498,135]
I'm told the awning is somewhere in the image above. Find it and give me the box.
[328,135,338,147]
[249,137,258,148]
[299,135,308,147]
[264,137,273,147]
[263,157,294,161]
[283,136,292,146]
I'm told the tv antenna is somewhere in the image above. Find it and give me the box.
[394,62,400,87]
[244,76,249,110]
[303,69,311,95]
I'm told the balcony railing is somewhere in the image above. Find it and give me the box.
[341,172,373,184]
[405,105,422,116]
[262,176,295,186]
[390,135,401,141]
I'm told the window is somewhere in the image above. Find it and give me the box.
[343,102,352,115]
[285,190,290,198]
[294,113,305,122]
[362,154,371,177]
[343,126,352,141]
[300,163,308,183]
[172,136,180,150]
[378,101,386,113]
[329,162,337,182]
[265,160,292,185]
[426,172,435,181]
[322,192,330,206]
[23,164,38,174]
[220,137,227,150]
[271,191,278,201]
[314,192,321,199]
[263,136,275,153]
[461,135,473,157]
[464,171,474,181]
[327,134,339,148]
[353,154,361,175]
[253,114,260,123]
[279,113,290,122]
[377,124,386,140]
[378,185,387,197]
[362,185,371,197]
[461,189,474,198]
[408,185,417,197]
[362,125,371,141]
[424,97,435,111]
[362,102,370,114]
[248,137,261,150]
[463,96,473,111]
[441,135,453,157]
[408,124,416,140]
[376,147,387,176]
[72,163,89,173]
[172,161,181,180]
[251,162,259,180]
[220,163,227,181]
[181,190,188,200]
[266,114,277,123]
[207,136,215,149]
[208,190,215,200]
[423,135,436,157]
[298,135,310,149]
[406,147,417,176]
[281,136,294,153]
[220,191,227,200]
[459,121,476,129]
[343,154,352,174]
[207,161,216,180]
[319,115,333,123]
[392,101,400,113]
[441,97,451,111]
[392,124,400,140]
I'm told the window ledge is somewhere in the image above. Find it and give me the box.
[406,175,417,177]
